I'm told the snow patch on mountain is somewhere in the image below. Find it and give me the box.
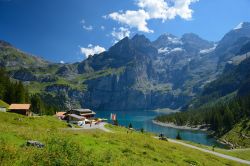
[171,47,183,52]
[167,36,183,44]
[234,22,244,30]
[199,44,217,54]
[158,47,184,54]
[158,47,170,54]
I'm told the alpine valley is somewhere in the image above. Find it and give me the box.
[1,22,250,112]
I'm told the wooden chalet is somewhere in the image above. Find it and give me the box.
[65,108,96,118]
[8,104,32,116]
[65,114,86,124]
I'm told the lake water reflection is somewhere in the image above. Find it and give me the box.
[95,109,225,147]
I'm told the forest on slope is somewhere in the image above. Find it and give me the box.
[0,68,61,115]
[155,54,250,147]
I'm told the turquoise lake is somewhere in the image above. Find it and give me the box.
[95,109,225,147]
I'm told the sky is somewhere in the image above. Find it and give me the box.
[0,0,250,63]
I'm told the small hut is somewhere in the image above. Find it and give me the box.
[8,104,32,116]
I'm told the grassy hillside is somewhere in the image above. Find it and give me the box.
[177,140,250,161]
[0,99,9,108]
[0,41,48,69]
[220,118,250,148]
[0,112,247,166]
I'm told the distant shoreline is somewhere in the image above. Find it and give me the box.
[152,108,180,114]
[152,120,208,131]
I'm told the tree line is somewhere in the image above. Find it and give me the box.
[0,68,29,104]
[0,68,60,115]
[155,95,250,136]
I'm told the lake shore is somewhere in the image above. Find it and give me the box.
[152,108,180,114]
[152,120,208,131]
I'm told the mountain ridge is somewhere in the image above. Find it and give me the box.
[0,22,250,110]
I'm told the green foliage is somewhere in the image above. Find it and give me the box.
[0,100,9,108]
[30,94,60,115]
[176,132,182,140]
[0,68,29,104]
[194,57,250,107]
[221,118,250,148]
[113,120,119,126]
[0,45,48,70]
[156,95,250,139]
[140,128,144,133]
[129,122,133,128]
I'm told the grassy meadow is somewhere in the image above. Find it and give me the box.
[0,112,248,166]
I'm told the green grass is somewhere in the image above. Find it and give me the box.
[220,118,250,148]
[27,67,126,94]
[0,99,9,108]
[178,139,250,161]
[0,112,247,166]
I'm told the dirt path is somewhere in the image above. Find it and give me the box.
[64,122,112,133]
[157,137,250,165]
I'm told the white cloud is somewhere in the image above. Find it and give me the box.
[80,19,85,24]
[137,0,169,20]
[101,25,105,30]
[107,0,198,33]
[60,60,65,64]
[80,19,93,31]
[80,45,106,58]
[109,9,152,33]
[82,25,93,31]
[170,0,199,20]
[111,27,131,43]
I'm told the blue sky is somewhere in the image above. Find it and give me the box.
[0,0,250,63]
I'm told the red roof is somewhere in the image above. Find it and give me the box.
[9,104,31,110]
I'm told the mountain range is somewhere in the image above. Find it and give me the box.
[1,22,250,111]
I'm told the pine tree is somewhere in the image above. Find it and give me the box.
[15,82,25,103]
[176,132,182,140]
[30,95,44,115]
[128,123,133,128]
[223,105,234,130]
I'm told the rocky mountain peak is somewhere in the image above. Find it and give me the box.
[153,33,182,49]
[215,22,250,60]
[181,33,205,42]
[0,40,12,48]
[233,22,250,30]
[181,33,214,51]
[131,34,151,46]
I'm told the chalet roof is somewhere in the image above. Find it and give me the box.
[80,112,96,116]
[68,114,85,120]
[9,104,31,110]
[71,108,92,113]
[56,112,66,117]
